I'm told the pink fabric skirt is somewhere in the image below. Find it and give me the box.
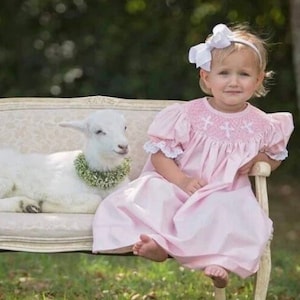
[93,172,273,278]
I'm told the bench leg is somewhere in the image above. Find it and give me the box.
[214,287,226,300]
[253,241,271,300]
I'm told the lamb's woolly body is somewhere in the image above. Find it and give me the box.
[0,149,99,197]
[0,110,130,213]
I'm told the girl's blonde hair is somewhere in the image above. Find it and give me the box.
[199,24,273,98]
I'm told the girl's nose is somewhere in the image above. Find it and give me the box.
[229,75,238,86]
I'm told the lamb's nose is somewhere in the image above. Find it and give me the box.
[118,144,128,153]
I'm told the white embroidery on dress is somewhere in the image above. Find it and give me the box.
[143,141,183,158]
[201,115,213,130]
[220,122,234,138]
[266,149,288,161]
[241,120,254,134]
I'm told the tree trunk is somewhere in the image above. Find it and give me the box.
[290,0,300,113]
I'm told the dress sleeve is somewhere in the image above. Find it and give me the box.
[263,112,294,161]
[143,103,191,158]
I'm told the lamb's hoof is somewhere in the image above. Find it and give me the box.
[24,205,41,213]
[20,200,42,213]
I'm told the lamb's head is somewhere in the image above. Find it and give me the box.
[60,109,129,171]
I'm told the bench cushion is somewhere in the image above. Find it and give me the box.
[0,213,93,252]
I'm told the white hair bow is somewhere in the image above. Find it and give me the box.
[188,24,261,71]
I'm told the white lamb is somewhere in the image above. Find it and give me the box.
[0,109,130,213]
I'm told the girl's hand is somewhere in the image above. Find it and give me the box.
[178,177,206,196]
[238,152,281,175]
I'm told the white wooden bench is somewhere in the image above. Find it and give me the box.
[0,95,272,299]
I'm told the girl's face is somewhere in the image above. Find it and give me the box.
[200,48,264,113]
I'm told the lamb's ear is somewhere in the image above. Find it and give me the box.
[59,119,88,133]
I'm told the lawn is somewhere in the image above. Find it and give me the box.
[0,178,299,300]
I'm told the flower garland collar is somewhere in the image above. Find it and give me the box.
[74,153,131,190]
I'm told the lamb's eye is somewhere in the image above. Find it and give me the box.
[95,129,106,135]
[124,126,127,131]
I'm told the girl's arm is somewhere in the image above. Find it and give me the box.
[151,151,205,195]
[238,152,281,175]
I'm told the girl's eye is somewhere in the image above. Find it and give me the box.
[240,72,250,76]
[96,129,106,135]
[219,71,228,75]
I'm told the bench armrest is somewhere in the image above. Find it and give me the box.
[249,162,272,300]
[249,161,271,177]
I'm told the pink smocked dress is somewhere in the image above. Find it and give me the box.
[93,97,294,278]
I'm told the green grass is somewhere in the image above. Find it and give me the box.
[0,249,299,300]
[0,179,299,300]
[0,253,256,299]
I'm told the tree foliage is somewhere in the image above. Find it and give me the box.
[0,1,292,99]
[0,0,298,175]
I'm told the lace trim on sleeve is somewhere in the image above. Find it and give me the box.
[265,149,288,161]
[143,140,183,159]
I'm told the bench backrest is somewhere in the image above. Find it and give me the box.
[0,95,183,180]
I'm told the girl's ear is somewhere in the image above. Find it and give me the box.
[258,71,265,83]
[256,71,265,88]
[200,69,211,88]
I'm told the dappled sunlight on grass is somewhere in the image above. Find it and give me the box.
[0,252,259,299]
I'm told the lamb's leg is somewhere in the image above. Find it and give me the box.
[0,196,42,213]
[41,194,102,213]
[0,178,40,212]
[0,178,15,198]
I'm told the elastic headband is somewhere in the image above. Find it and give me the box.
[188,24,262,71]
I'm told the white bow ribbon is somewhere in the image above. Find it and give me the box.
[188,24,261,71]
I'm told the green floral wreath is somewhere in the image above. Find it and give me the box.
[74,153,131,190]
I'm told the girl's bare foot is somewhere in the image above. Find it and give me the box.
[204,265,229,288]
[132,234,168,262]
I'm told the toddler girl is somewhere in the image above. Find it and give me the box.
[93,23,294,288]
